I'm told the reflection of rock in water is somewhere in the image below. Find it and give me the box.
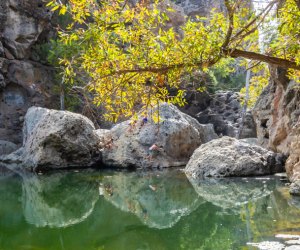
[0,164,15,179]
[21,171,99,228]
[187,177,276,210]
[102,170,203,229]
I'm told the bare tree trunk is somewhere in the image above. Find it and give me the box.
[60,80,65,111]
[238,68,251,139]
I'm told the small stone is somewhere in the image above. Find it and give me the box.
[289,181,300,196]
[4,48,14,60]
[247,241,285,250]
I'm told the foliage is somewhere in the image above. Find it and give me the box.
[240,63,270,108]
[270,0,300,82]
[46,0,300,121]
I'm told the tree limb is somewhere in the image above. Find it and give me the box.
[221,0,234,49]
[231,0,278,41]
[224,48,300,70]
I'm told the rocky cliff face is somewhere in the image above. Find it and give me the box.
[253,67,300,155]
[173,0,225,17]
[0,0,58,145]
[253,66,300,193]
[181,90,257,139]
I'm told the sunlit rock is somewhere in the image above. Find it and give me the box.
[101,103,217,168]
[185,136,285,178]
[247,241,285,250]
[1,107,102,170]
[101,170,203,228]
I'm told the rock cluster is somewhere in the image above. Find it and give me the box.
[1,104,218,171]
[185,136,284,179]
[195,91,256,138]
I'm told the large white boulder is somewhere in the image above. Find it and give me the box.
[101,103,217,168]
[1,107,102,170]
[185,136,285,179]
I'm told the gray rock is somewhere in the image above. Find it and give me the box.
[289,181,300,196]
[101,103,217,168]
[0,140,18,155]
[185,136,284,179]
[195,91,256,139]
[1,107,102,171]
[2,0,52,59]
[247,241,285,250]
[285,246,300,250]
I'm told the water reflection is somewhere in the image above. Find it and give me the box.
[187,177,277,211]
[1,167,300,250]
[19,170,99,228]
[101,170,204,229]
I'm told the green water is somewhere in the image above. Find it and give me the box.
[1,168,300,250]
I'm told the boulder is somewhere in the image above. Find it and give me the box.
[1,107,102,171]
[101,103,218,168]
[185,136,285,179]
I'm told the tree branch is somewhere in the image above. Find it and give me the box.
[231,0,278,41]
[295,0,300,10]
[224,48,300,70]
[221,0,234,49]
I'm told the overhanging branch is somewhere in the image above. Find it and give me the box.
[224,48,300,70]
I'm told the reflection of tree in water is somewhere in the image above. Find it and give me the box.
[246,187,300,240]
[175,202,239,250]
[20,171,99,228]
[101,170,204,229]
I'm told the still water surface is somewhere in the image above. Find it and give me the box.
[1,168,300,250]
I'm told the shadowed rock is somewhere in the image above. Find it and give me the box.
[0,140,17,156]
